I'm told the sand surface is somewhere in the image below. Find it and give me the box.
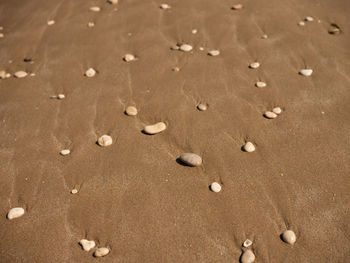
[1,0,350,262]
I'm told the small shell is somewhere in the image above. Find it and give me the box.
[243,142,255,153]
[0,33,3,38]
[0,70,7,79]
[90,6,101,12]
[197,103,207,111]
[272,107,282,115]
[172,67,180,72]
[108,0,119,4]
[264,111,277,119]
[14,71,28,78]
[94,247,110,257]
[179,153,202,167]
[88,22,95,27]
[47,20,55,26]
[192,29,198,34]
[143,122,167,135]
[71,189,78,194]
[282,230,297,245]
[7,207,25,220]
[85,68,96,77]
[60,149,70,156]
[125,106,138,116]
[299,69,313,76]
[58,94,65,100]
[160,4,171,9]
[329,28,340,34]
[243,239,253,248]
[79,239,96,251]
[179,44,193,52]
[208,50,220,56]
[171,45,180,50]
[210,182,221,193]
[240,249,255,263]
[255,81,266,88]
[305,16,314,22]
[298,21,305,26]
[261,34,268,39]
[124,54,136,62]
[232,4,243,10]
[98,135,113,147]
[249,62,260,69]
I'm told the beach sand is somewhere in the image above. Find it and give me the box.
[0,0,349,262]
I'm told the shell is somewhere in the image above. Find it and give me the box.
[240,249,255,263]
[57,94,65,100]
[305,16,314,22]
[108,0,119,4]
[249,62,260,69]
[60,149,70,156]
[94,247,110,257]
[232,4,243,10]
[0,70,7,79]
[14,71,28,78]
[243,239,253,248]
[282,230,297,245]
[79,239,96,251]
[179,153,202,167]
[210,182,221,193]
[90,6,101,12]
[125,106,138,116]
[264,111,277,119]
[243,142,255,152]
[47,20,55,26]
[160,4,171,9]
[298,21,305,26]
[197,104,207,111]
[7,207,25,220]
[208,50,220,56]
[143,122,167,135]
[272,107,282,115]
[179,44,193,52]
[88,22,95,28]
[124,54,136,62]
[98,135,113,147]
[255,81,266,88]
[71,189,78,194]
[299,69,313,76]
[85,68,96,77]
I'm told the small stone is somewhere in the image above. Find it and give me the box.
[243,239,253,248]
[0,70,7,79]
[7,207,25,220]
[192,29,198,34]
[179,44,193,52]
[47,20,55,26]
[261,34,268,39]
[124,54,136,62]
[79,239,96,251]
[210,182,221,193]
[71,189,78,194]
[107,0,118,4]
[197,103,207,111]
[143,122,167,135]
[172,67,180,72]
[305,16,314,22]
[208,50,220,56]
[298,21,305,26]
[88,22,95,28]
[232,4,243,10]
[299,69,313,76]
[85,68,96,77]
[249,62,260,69]
[329,28,340,34]
[60,149,70,156]
[125,106,138,116]
[199,47,204,51]
[264,111,277,119]
[58,94,65,100]
[171,45,180,50]
[160,4,171,9]
[0,26,3,30]
[94,247,110,257]
[272,107,282,115]
[243,142,255,152]
[5,73,11,78]
[30,73,35,77]
[240,249,255,263]
[0,33,4,38]
[179,153,202,167]
[282,230,296,245]
[255,81,266,88]
[90,6,101,12]
[98,135,113,147]
[14,71,28,78]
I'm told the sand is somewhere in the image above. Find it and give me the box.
[0,0,350,262]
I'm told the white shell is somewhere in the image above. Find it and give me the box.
[94,247,110,257]
[125,106,138,116]
[210,182,221,193]
[261,34,268,39]
[208,50,220,56]
[179,153,202,167]
[255,81,266,88]
[241,249,255,263]
[282,230,297,245]
[249,62,260,69]
[305,16,314,22]
[85,68,96,77]
[90,6,101,12]
[299,69,313,76]
[0,70,7,79]
[108,0,119,4]
[79,239,96,251]
[272,107,282,115]
[47,20,55,26]
[264,111,277,119]
[71,189,78,194]
[58,94,65,99]
[98,135,113,147]
[143,122,167,135]
[197,103,207,111]
[14,71,28,78]
[243,239,253,248]
[298,21,305,26]
[180,44,193,52]
[60,149,70,156]
[160,4,171,9]
[124,54,136,62]
[232,4,243,10]
[192,29,198,34]
[7,207,25,220]
[88,22,95,28]
[0,33,4,38]
[243,142,255,152]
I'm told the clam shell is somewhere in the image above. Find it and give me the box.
[7,207,25,220]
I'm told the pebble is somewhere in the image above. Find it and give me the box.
[249,62,260,69]
[85,68,96,77]
[7,207,25,220]
[0,26,3,30]
[0,70,7,79]
[98,135,113,147]
[0,33,4,38]
[14,71,28,78]
[240,250,255,263]
[47,20,55,26]
[329,28,340,34]
[298,21,305,26]
[179,153,202,167]
[171,45,180,50]
[143,122,167,135]
[261,34,268,39]
[124,54,136,62]
[60,149,70,156]
[264,111,277,119]
[299,69,313,76]
[255,81,266,88]
[243,239,253,248]
[160,4,171,9]
[79,239,96,251]
[272,107,282,115]
[172,67,180,72]
[243,142,255,152]
[197,103,207,111]
[94,247,110,257]
[125,106,138,116]
[192,29,198,34]
[208,50,220,56]
[108,0,119,4]
[282,230,297,245]
[88,22,95,28]
[305,16,314,22]
[58,94,65,100]
[5,73,11,78]
[199,47,204,51]
[71,189,78,194]
[232,4,243,10]
[90,6,101,12]
[179,44,193,52]
[210,182,221,193]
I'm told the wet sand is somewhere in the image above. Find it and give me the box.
[0,0,350,262]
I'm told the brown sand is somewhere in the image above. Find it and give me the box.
[1,0,350,262]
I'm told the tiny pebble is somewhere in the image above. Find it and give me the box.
[210,182,221,193]
[243,142,255,152]
[199,47,204,51]
[0,33,4,38]
[94,247,110,257]
[124,54,136,62]
[305,16,314,22]
[329,28,340,34]
[272,107,282,115]
[179,44,193,52]
[14,71,28,78]
[249,62,260,69]
[125,106,138,116]
[88,22,95,28]
[47,20,55,26]
[143,122,167,135]
[7,207,25,220]
[298,21,305,26]
[58,94,65,100]
[71,189,78,194]
[299,69,313,76]
[60,149,70,156]
[282,230,297,245]
[208,50,220,56]
[0,26,3,30]
[85,68,96,77]
[255,81,266,88]
[79,239,96,251]
[232,4,243,10]
[243,239,253,248]
[264,111,277,119]
[98,135,113,147]
[179,153,202,167]
[192,29,197,34]
[172,67,180,72]
[0,70,7,79]
[197,103,207,111]
[261,34,268,39]
[5,73,11,78]
[90,6,101,12]
[30,73,35,77]
[160,4,171,9]
[108,0,119,4]
[240,249,255,263]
